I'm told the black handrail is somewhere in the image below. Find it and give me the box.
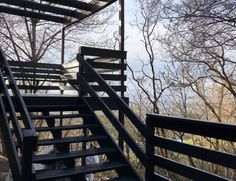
[0,48,37,180]
[0,96,21,179]
[0,68,23,145]
[77,54,148,137]
[76,54,149,166]
[146,114,236,181]
[78,75,147,164]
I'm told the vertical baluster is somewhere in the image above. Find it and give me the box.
[22,130,37,181]
[146,115,155,181]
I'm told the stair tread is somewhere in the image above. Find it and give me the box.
[33,147,117,163]
[35,124,99,132]
[11,124,99,134]
[27,105,83,108]
[109,176,138,181]
[37,135,108,146]
[26,104,84,111]
[36,161,128,180]
[31,113,90,120]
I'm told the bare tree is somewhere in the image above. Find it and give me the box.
[159,0,236,179]
[163,0,236,98]
[128,0,170,114]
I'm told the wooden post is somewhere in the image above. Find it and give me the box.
[145,116,155,181]
[61,26,65,65]
[22,130,37,181]
[78,54,86,181]
[60,26,65,131]
[118,0,125,151]
[78,54,86,97]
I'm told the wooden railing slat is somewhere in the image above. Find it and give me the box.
[154,155,230,181]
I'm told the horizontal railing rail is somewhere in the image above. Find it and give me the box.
[146,114,236,181]
[0,93,21,179]
[77,54,148,137]
[76,54,149,168]
[0,48,37,180]
[78,75,147,164]
[7,60,66,93]
[79,46,127,59]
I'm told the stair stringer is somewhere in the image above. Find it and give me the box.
[78,97,141,180]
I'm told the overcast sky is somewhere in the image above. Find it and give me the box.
[124,0,145,65]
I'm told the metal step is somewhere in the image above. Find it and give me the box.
[35,124,100,132]
[33,147,117,164]
[37,135,108,146]
[30,113,90,120]
[108,176,139,181]
[36,161,128,181]
[11,124,99,134]
[26,104,84,112]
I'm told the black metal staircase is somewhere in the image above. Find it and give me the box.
[24,96,139,181]
[0,48,140,181]
[1,47,236,181]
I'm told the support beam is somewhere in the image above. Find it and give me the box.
[0,0,118,24]
[0,0,85,19]
[42,0,100,12]
[61,27,65,65]
[118,0,125,151]
[0,5,68,23]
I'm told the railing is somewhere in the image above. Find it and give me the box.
[7,60,65,93]
[0,48,37,181]
[146,114,236,181]
[76,54,149,176]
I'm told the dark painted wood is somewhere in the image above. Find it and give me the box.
[11,73,61,79]
[147,114,236,180]
[154,155,229,181]
[0,66,23,145]
[153,174,171,181]
[33,147,117,164]
[36,161,128,181]
[79,46,127,59]
[15,85,60,91]
[109,176,139,181]
[35,124,100,132]
[68,79,126,92]
[84,97,129,110]
[43,110,61,141]
[78,75,147,165]
[37,135,108,146]
[77,54,148,137]
[118,0,125,151]
[12,78,66,83]
[42,0,100,12]
[0,5,68,23]
[0,0,85,19]
[84,73,127,82]
[148,114,236,142]
[22,130,37,181]
[10,67,63,75]
[108,176,139,181]
[87,61,126,70]
[26,104,84,112]
[1,49,38,180]
[0,0,117,24]
[0,96,21,180]
[154,135,236,169]
[8,61,63,69]
[22,96,82,106]
[91,85,126,92]
[29,113,90,120]
[78,97,140,179]
[145,116,154,181]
